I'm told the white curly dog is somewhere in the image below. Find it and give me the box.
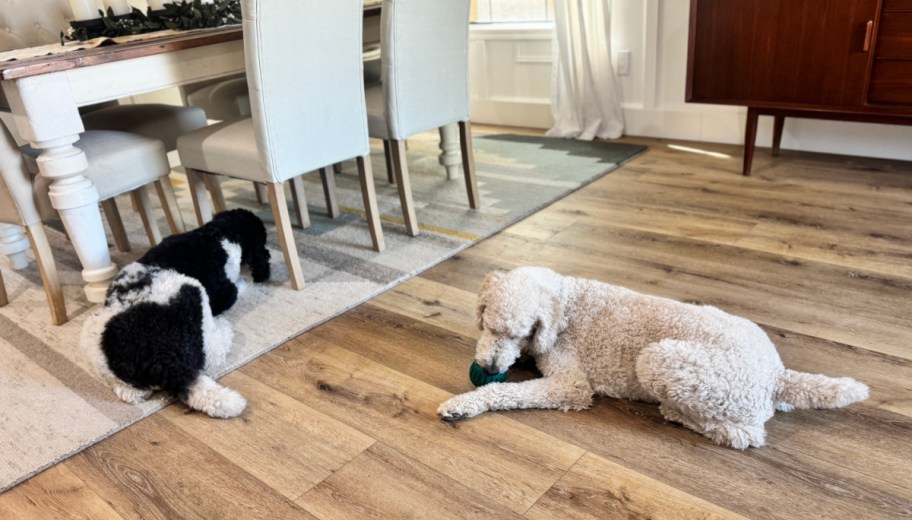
[437,266,869,449]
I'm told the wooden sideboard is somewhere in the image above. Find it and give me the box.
[686,0,912,175]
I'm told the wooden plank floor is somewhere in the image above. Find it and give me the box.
[2,130,911,519]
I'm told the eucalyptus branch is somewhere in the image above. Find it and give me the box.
[63,0,242,43]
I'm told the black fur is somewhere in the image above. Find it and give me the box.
[138,209,270,315]
[91,209,270,409]
[101,282,206,400]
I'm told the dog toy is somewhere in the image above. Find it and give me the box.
[469,361,508,387]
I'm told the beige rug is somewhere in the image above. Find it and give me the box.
[0,131,645,492]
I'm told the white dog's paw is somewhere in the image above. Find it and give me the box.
[235,277,249,295]
[437,394,487,421]
[212,388,247,419]
[113,383,152,404]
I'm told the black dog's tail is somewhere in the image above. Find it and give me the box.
[182,375,247,418]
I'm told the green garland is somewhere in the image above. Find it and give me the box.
[63,0,242,42]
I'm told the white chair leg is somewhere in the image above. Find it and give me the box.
[155,177,186,234]
[320,166,341,219]
[131,185,162,247]
[289,177,311,229]
[185,168,213,227]
[204,174,227,214]
[458,120,480,209]
[25,223,67,325]
[0,223,30,270]
[390,139,419,237]
[100,199,131,253]
[266,182,305,290]
[357,155,384,252]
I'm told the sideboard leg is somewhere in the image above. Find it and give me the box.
[743,107,759,176]
[772,115,785,157]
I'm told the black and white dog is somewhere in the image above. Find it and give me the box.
[80,209,271,418]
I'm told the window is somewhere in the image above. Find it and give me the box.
[472,0,555,23]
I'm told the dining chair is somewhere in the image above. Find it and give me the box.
[180,75,341,218]
[177,0,383,291]
[0,123,174,325]
[365,0,480,237]
[0,0,206,237]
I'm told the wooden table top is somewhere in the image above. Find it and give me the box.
[0,4,380,81]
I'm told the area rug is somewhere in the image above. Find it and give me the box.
[0,131,645,492]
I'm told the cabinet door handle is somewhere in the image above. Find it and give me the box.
[863,20,874,52]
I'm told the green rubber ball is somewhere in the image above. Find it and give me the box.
[469,361,508,387]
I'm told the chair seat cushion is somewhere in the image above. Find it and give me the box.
[186,77,252,122]
[21,130,170,216]
[177,118,267,182]
[81,103,207,152]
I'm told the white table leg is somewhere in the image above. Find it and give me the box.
[3,75,118,303]
[0,223,30,270]
[438,123,463,180]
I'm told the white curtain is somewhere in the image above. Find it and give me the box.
[546,0,625,140]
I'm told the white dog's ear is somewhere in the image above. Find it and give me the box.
[532,294,567,353]
[476,271,506,330]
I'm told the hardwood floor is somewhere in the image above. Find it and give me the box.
[2,130,911,519]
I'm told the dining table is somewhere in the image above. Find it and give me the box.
[0,2,464,303]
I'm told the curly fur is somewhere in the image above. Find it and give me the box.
[80,209,271,418]
[437,266,869,449]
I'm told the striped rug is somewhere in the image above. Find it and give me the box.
[0,131,645,492]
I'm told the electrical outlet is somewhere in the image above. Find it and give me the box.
[616,50,631,76]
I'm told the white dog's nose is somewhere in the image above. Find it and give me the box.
[481,364,500,376]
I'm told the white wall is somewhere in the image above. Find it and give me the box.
[469,23,555,129]
[471,0,912,162]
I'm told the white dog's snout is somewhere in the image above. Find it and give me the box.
[475,333,521,375]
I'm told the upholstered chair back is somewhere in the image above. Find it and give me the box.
[0,0,72,52]
[0,123,41,226]
[380,0,471,140]
[241,0,369,182]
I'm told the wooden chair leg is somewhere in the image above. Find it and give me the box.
[743,107,759,177]
[155,177,186,234]
[458,120,480,209]
[185,168,213,227]
[357,155,385,252]
[289,177,311,229]
[25,223,66,325]
[772,115,785,157]
[320,166,341,219]
[390,139,419,236]
[333,163,343,174]
[131,185,162,247]
[204,174,227,214]
[254,182,268,204]
[0,268,8,307]
[383,140,395,184]
[100,199,131,253]
[266,182,304,290]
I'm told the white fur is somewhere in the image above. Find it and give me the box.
[437,267,869,449]
[185,375,247,419]
[221,239,246,295]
